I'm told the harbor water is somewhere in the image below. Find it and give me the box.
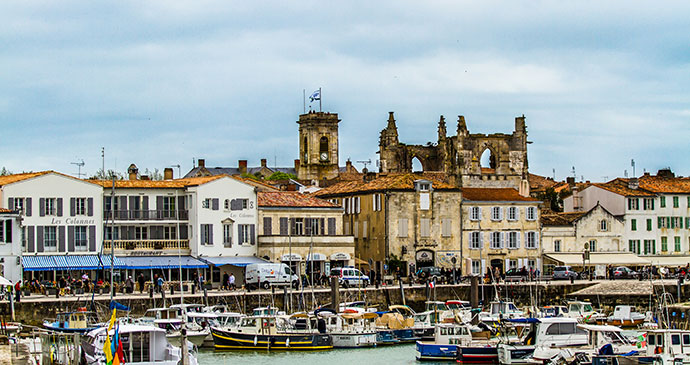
[197,344,424,365]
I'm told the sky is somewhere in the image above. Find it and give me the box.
[1,1,689,182]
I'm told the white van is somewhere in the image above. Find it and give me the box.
[245,263,299,290]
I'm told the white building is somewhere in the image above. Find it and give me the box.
[0,208,22,283]
[542,204,624,254]
[0,171,105,280]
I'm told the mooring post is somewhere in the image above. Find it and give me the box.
[399,279,406,306]
[330,276,340,310]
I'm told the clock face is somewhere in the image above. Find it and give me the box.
[320,152,328,161]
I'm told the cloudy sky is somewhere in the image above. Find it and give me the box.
[1,1,689,181]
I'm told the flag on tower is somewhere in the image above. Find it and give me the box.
[309,89,321,102]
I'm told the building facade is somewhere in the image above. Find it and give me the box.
[257,191,354,278]
[460,188,541,276]
[541,204,624,254]
[0,208,22,283]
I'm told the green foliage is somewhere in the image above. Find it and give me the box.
[387,254,406,274]
[241,172,259,180]
[536,187,563,212]
[0,167,12,176]
[267,171,297,181]
[90,168,123,180]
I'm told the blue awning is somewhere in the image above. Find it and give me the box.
[22,255,124,271]
[201,256,268,267]
[118,256,208,270]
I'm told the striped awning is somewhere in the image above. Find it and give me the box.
[22,255,124,271]
[118,256,208,270]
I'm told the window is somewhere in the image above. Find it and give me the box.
[528,259,536,268]
[554,239,561,252]
[135,226,148,240]
[661,236,668,251]
[628,198,640,210]
[75,198,86,215]
[643,198,655,210]
[675,236,681,252]
[223,223,233,247]
[21,227,26,251]
[643,239,655,255]
[305,218,321,235]
[470,207,481,221]
[671,217,682,228]
[509,260,517,270]
[201,224,212,245]
[163,226,177,239]
[491,207,502,221]
[526,207,537,221]
[105,226,120,241]
[526,231,538,249]
[202,199,211,209]
[672,334,681,345]
[631,219,637,231]
[471,260,481,275]
[629,240,640,254]
[507,207,518,221]
[508,232,519,249]
[647,218,653,231]
[240,199,249,209]
[490,232,502,249]
[45,198,56,216]
[470,232,481,249]
[589,240,597,252]
[660,196,666,208]
[418,183,430,192]
[599,220,608,232]
[104,196,119,213]
[163,196,176,211]
[0,221,5,243]
[75,226,88,251]
[420,218,431,237]
[373,194,382,211]
[292,218,304,235]
[13,198,24,213]
[673,196,679,208]
[44,226,57,251]
[238,224,251,244]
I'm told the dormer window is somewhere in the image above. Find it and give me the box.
[419,183,430,191]
[414,180,432,192]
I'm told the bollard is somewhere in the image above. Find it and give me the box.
[149,287,154,299]
[570,276,574,284]
[171,286,175,295]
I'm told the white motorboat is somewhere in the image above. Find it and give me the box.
[532,323,637,364]
[498,317,589,365]
[606,305,645,327]
[592,328,690,365]
[480,301,526,324]
[314,309,377,348]
[81,323,198,365]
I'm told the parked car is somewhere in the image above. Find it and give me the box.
[416,266,442,281]
[613,266,638,279]
[330,267,369,288]
[552,266,579,280]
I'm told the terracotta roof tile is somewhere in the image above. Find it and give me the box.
[92,175,226,189]
[541,211,587,226]
[314,173,456,197]
[462,188,540,202]
[0,208,15,213]
[258,192,339,208]
[528,173,560,192]
[638,175,690,194]
[0,171,53,186]
[593,178,656,197]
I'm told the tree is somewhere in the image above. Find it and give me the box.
[267,171,297,181]
[241,172,259,181]
[0,167,12,176]
[536,187,563,212]
[90,168,123,180]
[143,168,163,180]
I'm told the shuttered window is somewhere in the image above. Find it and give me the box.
[441,218,452,237]
[398,219,408,237]
[420,218,430,237]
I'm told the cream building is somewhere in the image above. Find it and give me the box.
[257,191,354,277]
[460,188,541,276]
[541,204,624,254]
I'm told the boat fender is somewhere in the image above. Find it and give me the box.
[286,338,290,348]
[254,336,258,346]
[655,346,663,354]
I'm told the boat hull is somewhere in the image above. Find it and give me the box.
[415,341,457,361]
[43,321,96,334]
[331,332,377,348]
[457,346,499,364]
[210,327,332,350]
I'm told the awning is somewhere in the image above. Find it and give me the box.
[118,256,208,270]
[22,255,125,271]
[544,252,650,266]
[200,256,268,267]
[307,253,326,261]
[330,252,351,261]
[281,254,302,262]
[645,256,690,267]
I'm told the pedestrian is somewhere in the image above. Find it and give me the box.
[157,275,164,293]
[125,276,134,293]
[229,273,236,290]
[138,273,145,293]
[14,281,20,303]
[222,273,229,290]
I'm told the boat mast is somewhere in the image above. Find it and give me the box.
[176,188,183,306]
[110,174,115,301]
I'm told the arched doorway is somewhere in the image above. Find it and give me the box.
[416,249,435,268]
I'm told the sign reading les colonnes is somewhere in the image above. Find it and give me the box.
[50,217,96,225]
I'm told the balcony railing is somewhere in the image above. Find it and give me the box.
[103,239,190,250]
[104,210,189,221]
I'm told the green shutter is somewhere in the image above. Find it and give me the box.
[685,217,690,229]
[629,240,634,252]
[658,217,662,229]
[661,236,667,252]
[652,240,656,254]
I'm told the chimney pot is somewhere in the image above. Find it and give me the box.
[294,159,301,171]
[198,159,205,168]
[628,177,639,190]
[164,168,173,180]
[239,160,248,174]
[261,159,267,168]
[127,163,138,180]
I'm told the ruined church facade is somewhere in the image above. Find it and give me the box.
[378,112,530,195]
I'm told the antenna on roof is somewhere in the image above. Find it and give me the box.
[552,168,556,180]
[631,159,636,177]
[571,166,576,179]
[624,170,628,178]
[71,159,85,179]
[356,159,372,171]
[601,176,608,181]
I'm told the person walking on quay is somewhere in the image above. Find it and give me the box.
[157,275,164,293]
[138,273,145,293]
[125,276,134,293]
[222,273,229,290]
[229,273,236,290]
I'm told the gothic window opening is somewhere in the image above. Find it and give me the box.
[411,157,423,172]
[480,148,497,170]
[319,136,329,161]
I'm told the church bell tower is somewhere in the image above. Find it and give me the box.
[297,111,340,182]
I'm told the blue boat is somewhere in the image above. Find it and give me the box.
[43,309,100,333]
[376,330,400,345]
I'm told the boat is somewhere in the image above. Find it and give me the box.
[415,322,475,361]
[412,301,453,340]
[210,315,333,350]
[81,323,198,365]
[479,301,526,325]
[540,305,569,318]
[315,309,377,348]
[43,308,100,333]
[498,317,589,365]
[535,323,638,365]
[381,305,420,343]
[606,305,646,327]
[591,328,690,365]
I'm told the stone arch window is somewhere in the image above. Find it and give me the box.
[411,157,423,172]
[320,136,328,152]
[303,136,308,161]
[480,148,497,170]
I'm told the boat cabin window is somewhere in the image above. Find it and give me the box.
[583,304,593,312]
[672,334,681,345]
[648,334,655,345]
[121,331,151,363]
[683,334,690,345]
[545,322,583,335]
[569,304,579,312]
[508,303,518,311]
[601,331,625,344]
[242,318,258,327]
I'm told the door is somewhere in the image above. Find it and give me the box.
[490,259,504,277]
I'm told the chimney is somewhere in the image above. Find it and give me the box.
[294,159,300,171]
[572,185,580,210]
[141,175,150,180]
[164,168,173,180]
[127,163,138,180]
[566,176,575,186]
[628,177,639,190]
[261,159,267,168]
[239,160,248,174]
[657,168,675,178]
[198,159,205,168]
[346,160,352,171]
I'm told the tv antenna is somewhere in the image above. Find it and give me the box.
[356,159,372,171]
[631,159,636,177]
[71,159,85,178]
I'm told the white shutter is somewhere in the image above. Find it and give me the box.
[500,232,505,248]
[499,207,504,220]
[535,231,540,249]
[518,258,523,269]
[505,259,510,271]
[477,207,482,221]
[489,232,494,247]
[372,195,376,210]
[516,232,521,248]
[481,259,486,275]
[354,221,359,238]
[537,258,542,272]
[479,231,484,249]
[515,207,520,220]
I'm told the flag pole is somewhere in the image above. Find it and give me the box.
[303,89,306,114]
[319,87,322,112]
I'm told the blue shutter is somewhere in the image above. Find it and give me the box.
[25,198,32,216]
[57,198,63,217]
[58,226,66,252]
